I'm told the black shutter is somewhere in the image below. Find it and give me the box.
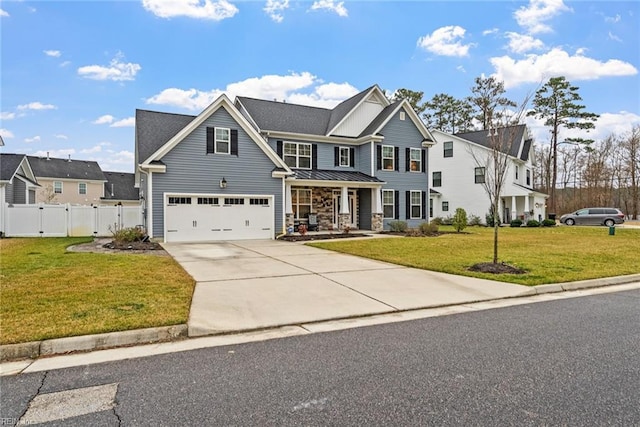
[406,191,411,219]
[312,144,318,169]
[334,146,339,167]
[394,147,399,171]
[230,129,238,156]
[394,191,399,219]
[376,145,382,170]
[421,149,426,173]
[405,148,410,172]
[422,191,427,219]
[276,140,283,158]
[350,148,355,167]
[206,127,214,154]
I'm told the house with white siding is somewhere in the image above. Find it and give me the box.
[135,84,436,242]
[429,125,548,224]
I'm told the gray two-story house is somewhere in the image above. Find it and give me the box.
[135,84,435,242]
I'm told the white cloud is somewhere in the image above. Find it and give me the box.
[78,54,141,81]
[456,65,466,73]
[310,0,348,17]
[25,136,41,143]
[60,61,71,67]
[142,0,238,21]
[483,28,499,36]
[287,82,359,108]
[526,111,640,144]
[147,71,323,110]
[264,0,289,23]
[514,0,571,34]
[505,32,545,54]
[110,117,135,127]
[17,102,57,110]
[98,150,135,172]
[1,112,15,120]
[55,134,68,139]
[81,145,103,154]
[44,50,61,57]
[491,48,638,88]
[93,115,115,124]
[417,26,473,57]
[0,8,9,17]
[608,32,622,42]
[604,14,621,24]
[0,129,14,139]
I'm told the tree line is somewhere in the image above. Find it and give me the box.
[388,76,639,220]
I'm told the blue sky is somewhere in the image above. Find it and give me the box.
[1,0,638,172]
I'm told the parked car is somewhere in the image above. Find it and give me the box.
[560,208,625,226]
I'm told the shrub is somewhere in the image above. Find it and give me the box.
[419,222,439,235]
[526,220,540,227]
[405,228,423,237]
[430,217,444,226]
[441,216,453,226]
[486,212,501,227]
[389,220,408,233]
[452,208,468,233]
[110,225,145,243]
[510,219,523,227]
[468,215,482,226]
[541,219,556,227]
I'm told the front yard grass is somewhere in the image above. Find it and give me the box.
[309,226,640,286]
[0,237,195,345]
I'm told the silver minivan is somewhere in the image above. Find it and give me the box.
[560,208,625,226]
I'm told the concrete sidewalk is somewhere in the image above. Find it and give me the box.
[162,239,535,337]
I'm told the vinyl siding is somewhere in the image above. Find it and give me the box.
[13,179,26,204]
[5,182,15,204]
[375,108,429,229]
[267,138,369,173]
[332,100,384,137]
[152,107,283,238]
[358,188,372,229]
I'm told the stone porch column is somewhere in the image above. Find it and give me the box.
[285,183,294,228]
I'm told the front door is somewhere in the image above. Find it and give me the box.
[333,191,357,229]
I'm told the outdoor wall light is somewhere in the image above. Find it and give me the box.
[220,177,227,189]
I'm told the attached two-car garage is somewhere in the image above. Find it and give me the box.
[164,194,274,242]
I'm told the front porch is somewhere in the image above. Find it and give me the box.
[501,190,548,223]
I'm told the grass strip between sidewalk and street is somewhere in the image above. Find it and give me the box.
[308,226,640,286]
[0,237,195,345]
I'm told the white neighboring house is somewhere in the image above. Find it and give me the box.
[429,125,548,224]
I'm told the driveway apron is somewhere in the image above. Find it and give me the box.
[161,240,532,337]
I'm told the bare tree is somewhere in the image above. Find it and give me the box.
[620,125,640,219]
[38,184,58,204]
[467,95,532,265]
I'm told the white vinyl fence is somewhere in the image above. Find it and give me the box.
[1,204,143,237]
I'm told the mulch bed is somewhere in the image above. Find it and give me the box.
[102,240,164,250]
[468,262,526,275]
[67,238,168,256]
[278,233,371,242]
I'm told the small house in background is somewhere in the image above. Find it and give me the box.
[101,172,140,206]
[27,154,107,205]
[0,153,39,205]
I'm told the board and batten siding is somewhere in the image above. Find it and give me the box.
[332,100,385,137]
[151,107,283,238]
[375,107,429,229]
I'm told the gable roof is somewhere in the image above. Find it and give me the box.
[454,124,528,160]
[325,85,380,135]
[0,153,28,182]
[235,96,331,136]
[136,109,196,165]
[139,94,289,170]
[102,172,139,201]
[28,155,106,181]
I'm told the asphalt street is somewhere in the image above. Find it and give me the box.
[2,289,639,426]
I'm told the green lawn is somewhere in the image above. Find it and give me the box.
[0,238,195,345]
[309,226,640,286]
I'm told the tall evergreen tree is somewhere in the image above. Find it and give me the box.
[527,76,598,215]
[388,88,426,116]
[423,93,474,133]
[468,76,516,130]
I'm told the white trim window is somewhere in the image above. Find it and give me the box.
[78,182,87,195]
[409,148,421,172]
[215,127,231,154]
[382,145,394,170]
[53,181,63,194]
[410,191,422,219]
[382,189,394,219]
[284,142,312,169]
[339,147,350,167]
[475,167,486,184]
[443,141,453,158]
[292,188,312,219]
[442,201,449,212]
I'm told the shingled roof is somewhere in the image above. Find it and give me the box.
[0,153,27,182]
[27,155,106,181]
[136,109,196,164]
[455,124,529,160]
[102,172,139,201]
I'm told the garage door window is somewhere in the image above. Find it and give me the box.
[168,197,192,205]
[250,198,270,206]
[198,197,219,205]
[224,198,245,205]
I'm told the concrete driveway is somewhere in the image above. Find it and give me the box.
[161,239,533,337]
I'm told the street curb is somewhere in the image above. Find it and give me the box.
[2,274,639,363]
[0,325,188,362]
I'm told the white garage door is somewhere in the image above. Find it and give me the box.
[165,195,274,242]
